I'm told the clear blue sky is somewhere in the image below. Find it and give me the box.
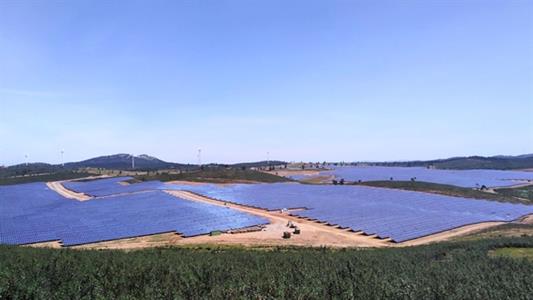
[0,0,531,165]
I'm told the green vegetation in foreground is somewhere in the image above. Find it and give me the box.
[489,247,533,261]
[1,237,533,299]
[354,180,531,204]
[0,172,95,186]
[496,185,533,201]
[135,168,291,183]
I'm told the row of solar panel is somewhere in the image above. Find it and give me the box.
[4,177,533,245]
[189,183,533,242]
[313,166,533,188]
[59,178,533,242]
[57,177,533,242]
[0,183,268,246]
[62,177,206,197]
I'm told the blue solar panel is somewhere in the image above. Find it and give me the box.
[303,166,533,188]
[0,183,268,246]
[63,177,166,197]
[62,177,208,197]
[3,177,533,245]
[189,183,533,242]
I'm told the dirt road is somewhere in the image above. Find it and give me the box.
[47,181,92,201]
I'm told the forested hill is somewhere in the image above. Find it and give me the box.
[0,154,193,176]
[1,155,288,177]
[366,154,533,170]
[63,154,191,170]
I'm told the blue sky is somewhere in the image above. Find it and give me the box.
[0,0,531,165]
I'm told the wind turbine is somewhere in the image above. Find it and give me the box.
[25,154,29,166]
[197,148,202,167]
[61,149,65,167]
[131,154,135,169]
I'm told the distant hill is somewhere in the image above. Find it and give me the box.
[1,154,196,176]
[64,154,193,170]
[0,163,63,178]
[1,155,289,175]
[367,154,533,170]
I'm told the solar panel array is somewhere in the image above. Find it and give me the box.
[192,183,533,242]
[300,166,533,188]
[4,176,533,245]
[63,177,165,197]
[62,177,204,197]
[0,183,268,246]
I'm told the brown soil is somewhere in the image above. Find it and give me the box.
[23,240,62,249]
[72,233,183,250]
[520,214,533,224]
[299,175,335,184]
[166,191,390,248]
[263,169,322,178]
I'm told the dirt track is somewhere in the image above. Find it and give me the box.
[47,181,92,201]
[166,190,390,248]
[399,222,505,246]
[264,169,322,177]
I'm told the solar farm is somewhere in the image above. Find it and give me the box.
[62,176,169,197]
[312,166,533,188]
[0,182,267,246]
[192,183,533,242]
[1,174,532,247]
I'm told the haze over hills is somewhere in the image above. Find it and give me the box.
[2,153,533,176]
[365,154,533,170]
[0,154,288,176]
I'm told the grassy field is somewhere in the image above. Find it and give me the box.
[0,237,532,299]
[495,185,533,201]
[489,247,533,260]
[455,221,533,240]
[135,168,292,183]
[353,180,531,204]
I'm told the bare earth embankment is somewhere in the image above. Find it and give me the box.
[47,181,92,201]
[262,169,334,183]
[264,169,322,177]
[400,222,506,246]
